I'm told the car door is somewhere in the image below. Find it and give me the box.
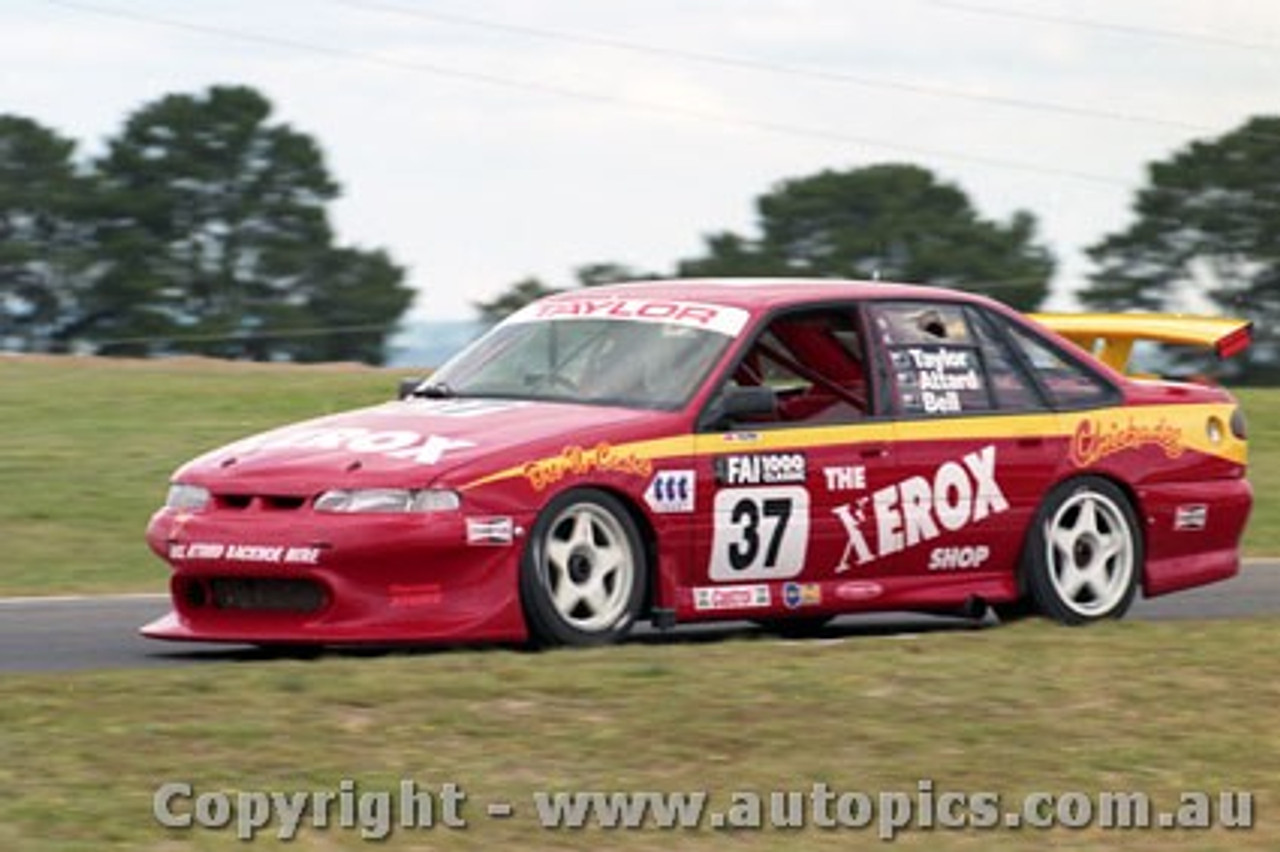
[686,304,902,618]
[861,299,1062,600]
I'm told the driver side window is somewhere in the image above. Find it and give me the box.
[726,307,870,426]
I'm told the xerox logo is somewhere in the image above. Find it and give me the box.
[832,445,1008,571]
[227,427,475,466]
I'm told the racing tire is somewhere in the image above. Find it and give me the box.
[1023,477,1141,625]
[520,489,647,647]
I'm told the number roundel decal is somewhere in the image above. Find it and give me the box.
[709,487,809,581]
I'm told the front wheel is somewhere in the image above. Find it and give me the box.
[1023,477,1141,625]
[520,489,647,647]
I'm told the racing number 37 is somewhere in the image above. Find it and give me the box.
[709,487,809,581]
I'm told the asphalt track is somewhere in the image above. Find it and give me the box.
[1,561,1277,673]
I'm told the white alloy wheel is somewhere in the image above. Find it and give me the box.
[544,502,635,631]
[521,489,646,646]
[1044,490,1136,618]
[1024,477,1141,625]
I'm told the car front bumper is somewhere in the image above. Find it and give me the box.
[140,506,534,645]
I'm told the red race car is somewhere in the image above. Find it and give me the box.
[142,280,1253,647]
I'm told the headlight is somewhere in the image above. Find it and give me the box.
[166,483,211,511]
[314,488,461,513]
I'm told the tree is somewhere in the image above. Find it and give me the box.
[84,85,411,362]
[0,116,94,352]
[677,164,1055,310]
[573,262,659,288]
[1082,116,1280,379]
[474,277,562,325]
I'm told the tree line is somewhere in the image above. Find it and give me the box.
[480,117,1280,381]
[0,85,412,364]
[2,84,1276,377]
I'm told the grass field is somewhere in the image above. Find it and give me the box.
[2,358,1277,850]
[1,356,1277,595]
[1,618,1276,851]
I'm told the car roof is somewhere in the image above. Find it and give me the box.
[540,278,992,313]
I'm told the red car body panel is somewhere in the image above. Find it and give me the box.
[142,280,1252,644]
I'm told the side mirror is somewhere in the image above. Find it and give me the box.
[704,385,777,430]
[397,377,424,400]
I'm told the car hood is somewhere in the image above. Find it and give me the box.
[173,397,675,493]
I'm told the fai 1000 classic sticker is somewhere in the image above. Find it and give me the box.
[715,453,807,485]
[833,445,1007,572]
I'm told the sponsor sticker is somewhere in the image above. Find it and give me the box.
[1174,504,1208,531]
[1070,416,1184,467]
[225,428,475,466]
[523,443,653,491]
[832,445,1007,571]
[694,584,772,612]
[716,452,807,486]
[465,517,516,546]
[506,297,751,337]
[389,583,443,607]
[644,470,695,513]
[835,580,884,602]
[167,543,322,565]
[782,582,822,609]
[928,545,991,571]
[822,465,867,492]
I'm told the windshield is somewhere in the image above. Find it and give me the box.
[427,315,740,410]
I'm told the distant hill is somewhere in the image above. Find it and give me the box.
[387,319,485,369]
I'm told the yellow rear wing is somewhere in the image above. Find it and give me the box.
[1029,312,1253,374]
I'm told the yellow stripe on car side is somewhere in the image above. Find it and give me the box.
[460,403,1244,491]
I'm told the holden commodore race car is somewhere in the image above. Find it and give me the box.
[142,279,1253,647]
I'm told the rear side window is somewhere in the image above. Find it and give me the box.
[966,307,1046,411]
[868,302,993,416]
[1004,321,1116,409]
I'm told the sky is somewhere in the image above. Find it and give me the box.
[4,0,1278,321]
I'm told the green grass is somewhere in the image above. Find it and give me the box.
[2,359,1277,850]
[1,357,1278,595]
[1237,388,1280,555]
[0,357,413,594]
[1,619,1276,850]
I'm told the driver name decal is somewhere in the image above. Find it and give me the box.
[890,346,984,414]
[832,445,1007,571]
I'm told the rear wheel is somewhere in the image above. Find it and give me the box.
[1024,477,1141,625]
[520,489,646,647]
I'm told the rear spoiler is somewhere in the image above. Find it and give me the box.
[1029,312,1253,374]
